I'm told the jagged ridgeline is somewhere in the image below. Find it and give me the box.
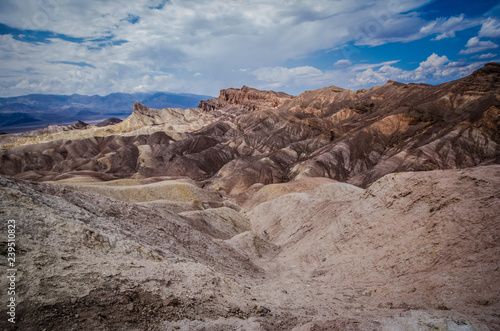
[1,63,499,190]
[0,91,213,133]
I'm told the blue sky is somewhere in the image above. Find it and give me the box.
[0,0,499,97]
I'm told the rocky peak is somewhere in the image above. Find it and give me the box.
[449,62,500,94]
[72,120,90,129]
[467,62,500,86]
[219,85,292,103]
[198,86,293,112]
[132,101,150,115]
[96,117,123,127]
[129,102,172,126]
[477,62,500,75]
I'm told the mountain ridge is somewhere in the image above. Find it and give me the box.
[0,91,213,132]
[0,63,499,188]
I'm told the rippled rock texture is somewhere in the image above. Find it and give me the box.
[2,64,499,190]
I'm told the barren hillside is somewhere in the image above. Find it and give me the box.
[1,63,499,330]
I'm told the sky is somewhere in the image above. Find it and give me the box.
[0,0,499,97]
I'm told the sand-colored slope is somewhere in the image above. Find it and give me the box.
[235,176,363,211]
[1,166,499,329]
[0,103,218,149]
[50,176,224,204]
[242,165,500,326]
[0,174,263,330]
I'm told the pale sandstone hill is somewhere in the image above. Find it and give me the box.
[236,165,500,329]
[0,120,92,147]
[0,102,219,149]
[0,174,265,330]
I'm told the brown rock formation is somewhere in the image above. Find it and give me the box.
[198,85,293,112]
[1,63,499,189]
[96,117,123,127]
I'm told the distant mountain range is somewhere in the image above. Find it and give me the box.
[0,91,213,133]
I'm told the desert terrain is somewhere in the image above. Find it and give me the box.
[1,63,499,330]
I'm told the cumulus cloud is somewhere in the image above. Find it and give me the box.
[471,53,497,60]
[413,53,449,79]
[351,65,404,86]
[334,59,352,67]
[350,53,483,87]
[479,17,500,38]
[0,0,496,96]
[417,53,451,73]
[459,37,499,55]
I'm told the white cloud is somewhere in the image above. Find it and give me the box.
[479,17,500,38]
[419,14,480,41]
[413,53,450,80]
[351,65,404,86]
[251,66,323,85]
[416,53,449,69]
[0,34,183,96]
[251,61,408,92]
[350,53,483,87]
[459,37,499,55]
[351,60,400,71]
[471,53,497,60]
[334,59,352,67]
[0,0,496,97]
[355,13,482,46]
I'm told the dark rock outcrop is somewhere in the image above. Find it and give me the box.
[96,117,123,127]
